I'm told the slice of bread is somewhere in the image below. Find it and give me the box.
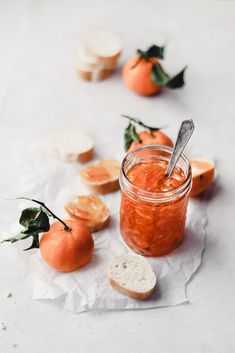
[77,66,113,81]
[65,195,110,232]
[77,44,113,81]
[108,255,157,300]
[80,159,120,194]
[84,30,122,69]
[50,128,94,163]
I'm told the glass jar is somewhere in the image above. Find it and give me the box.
[119,145,192,256]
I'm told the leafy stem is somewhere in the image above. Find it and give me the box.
[122,115,161,132]
[16,197,71,232]
[122,114,161,151]
[132,45,165,70]
[1,197,71,250]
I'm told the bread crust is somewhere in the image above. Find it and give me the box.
[80,159,120,194]
[52,146,94,163]
[77,147,94,163]
[89,52,121,70]
[109,276,155,300]
[77,67,113,81]
[81,178,119,195]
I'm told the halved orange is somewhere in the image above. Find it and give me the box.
[190,159,215,197]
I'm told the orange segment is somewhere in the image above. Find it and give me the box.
[190,159,215,197]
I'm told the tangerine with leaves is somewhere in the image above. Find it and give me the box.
[1,198,94,272]
[122,115,173,152]
[122,45,186,96]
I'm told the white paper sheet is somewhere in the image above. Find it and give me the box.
[1,142,208,312]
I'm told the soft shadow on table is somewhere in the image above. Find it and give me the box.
[196,178,223,202]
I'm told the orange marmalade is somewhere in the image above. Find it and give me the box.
[120,145,192,256]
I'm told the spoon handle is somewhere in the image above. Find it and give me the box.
[165,119,195,178]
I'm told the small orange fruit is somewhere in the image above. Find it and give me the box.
[190,159,215,197]
[122,56,161,96]
[40,219,94,272]
[128,130,173,153]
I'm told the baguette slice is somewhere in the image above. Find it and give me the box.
[108,255,157,300]
[80,159,120,194]
[77,66,113,81]
[77,44,113,81]
[65,195,110,232]
[50,128,94,163]
[84,30,122,69]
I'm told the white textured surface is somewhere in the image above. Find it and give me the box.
[8,142,206,312]
[0,0,235,352]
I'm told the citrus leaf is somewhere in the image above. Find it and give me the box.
[20,207,50,234]
[1,232,32,244]
[166,66,187,89]
[151,63,186,89]
[137,45,164,60]
[146,45,164,59]
[151,63,170,85]
[19,208,41,228]
[136,49,148,60]
[23,234,40,251]
[124,123,141,152]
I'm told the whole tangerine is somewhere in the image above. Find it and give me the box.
[128,130,173,153]
[122,56,161,96]
[40,219,94,272]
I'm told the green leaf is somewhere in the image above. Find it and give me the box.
[166,66,187,89]
[122,115,161,132]
[137,45,164,60]
[151,63,186,89]
[136,49,147,60]
[22,209,50,234]
[23,234,40,251]
[19,208,41,228]
[124,123,141,152]
[1,207,50,248]
[146,45,164,59]
[1,232,32,244]
[151,63,170,86]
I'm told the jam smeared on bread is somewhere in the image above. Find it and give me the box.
[65,195,110,232]
[80,159,120,194]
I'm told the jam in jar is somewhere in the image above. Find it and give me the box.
[119,145,192,256]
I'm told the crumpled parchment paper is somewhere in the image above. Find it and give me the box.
[1,142,208,312]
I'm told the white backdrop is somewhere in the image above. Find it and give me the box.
[0,1,234,352]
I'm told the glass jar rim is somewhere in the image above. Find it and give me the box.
[120,144,192,203]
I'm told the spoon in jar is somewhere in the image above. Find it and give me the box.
[165,119,195,178]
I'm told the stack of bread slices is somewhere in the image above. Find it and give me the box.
[77,30,122,81]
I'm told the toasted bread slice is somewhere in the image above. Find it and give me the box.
[80,159,120,194]
[65,195,110,232]
[77,44,113,81]
[84,30,122,69]
[50,128,94,163]
[77,66,113,81]
[108,255,157,300]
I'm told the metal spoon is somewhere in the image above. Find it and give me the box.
[165,119,195,178]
